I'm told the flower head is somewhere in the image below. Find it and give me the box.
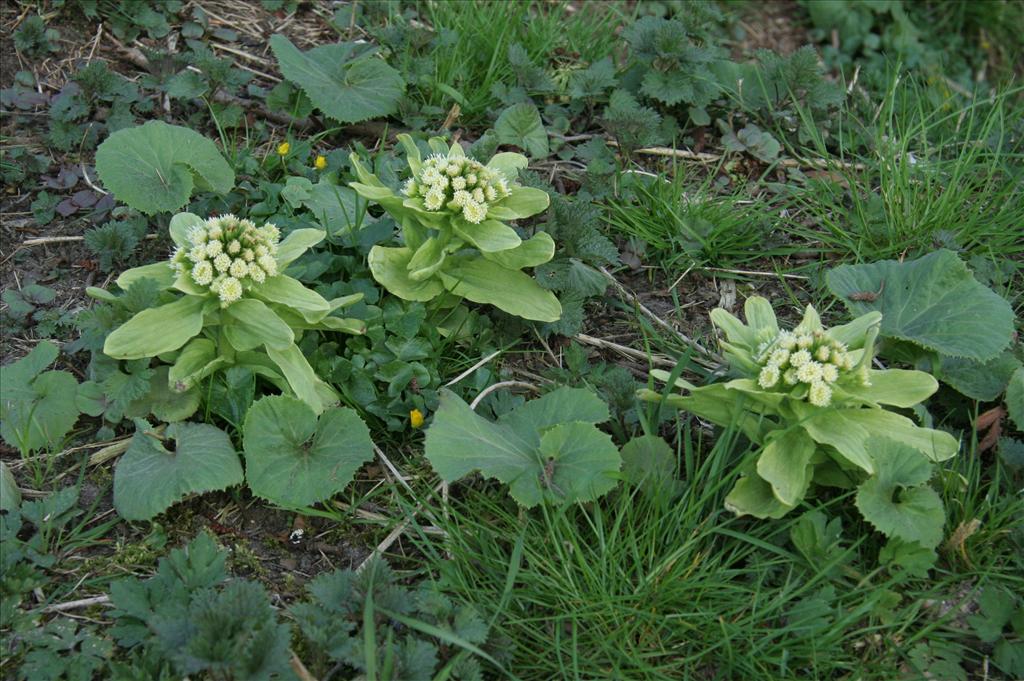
[408,153,510,225]
[315,154,327,170]
[277,141,290,156]
[168,215,282,307]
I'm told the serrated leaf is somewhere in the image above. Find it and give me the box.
[0,461,20,512]
[270,35,404,124]
[114,420,244,520]
[855,438,944,548]
[243,395,374,507]
[939,351,1021,401]
[424,389,620,507]
[827,250,1015,361]
[620,434,675,490]
[95,120,234,215]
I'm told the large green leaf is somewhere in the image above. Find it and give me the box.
[223,299,294,351]
[938,351,1022,401]
[243,395,373,507]
[494,103,548,158]
[827,250,1015,361]
[95,121,234,215]
[368,246,445,302]
[838,369,938,408]
[424,389,621,507]
[275,228,325,269]
[481,232,555,270]
[488,186,551,221]
[855,438,944,548]
[264,344,338,414]
[270,35,404,124]
[1007,367,1024,431]
[104,295,208,359]
[0,342,80,454]
[497,386,609,449]
[114,420,244,521]
[438,258,561,322]
[725,474,794,519]
[452,218,521,253]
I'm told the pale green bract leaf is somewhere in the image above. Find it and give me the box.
[494,103,549,158]
[243,395,374,508]
[725,474,794,519]
[756,427,818,507]
[0,342,80,455]
[270,35,404,124]
[168,212,204,248]
[438,258,562,322]
[115,262,175,291]
[113,420,244,521]
[264,344,338,414]
[368,246,445,302]
[407,237,447,281]
[95,121,234,215]
[485,152,529,181]
[103,295,207,360]
[275,228,325,269]
[827,249,1015,361]
[839,369,938,408]
[223,299,294,351]
[452,218,521,253]
[424,389,620,508]
[168,338,224,392]
[855,438,944,548]
[743,297,778,337]
[481,232,555,270]
[253,275,330,323]
[490,186,550,220]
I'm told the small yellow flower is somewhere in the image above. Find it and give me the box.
[409,409,425,429]
[277,141,290,156]
[315,154,327,170]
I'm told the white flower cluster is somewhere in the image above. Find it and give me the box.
[170,215,280,307]
[402,155,510,224]
[754,330,857,407]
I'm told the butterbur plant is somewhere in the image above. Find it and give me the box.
[97,212,365,413]
[350,134,562,322]
[640,297,960,557]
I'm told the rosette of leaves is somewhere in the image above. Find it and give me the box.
[639,297,959,556]
[98,212,365,414]
[424,387,622,507]
[349,134,562,323]
[621,15,727,125]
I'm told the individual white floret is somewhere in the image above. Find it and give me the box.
[808,381,832,407]
[815,345,831,362]
[452,190,471,207]
[758,365,780,389]
[243,248,254,262]
[452,176,467,191]
[796,361,824,383]
[822,364,839,383]
[783,369,799,385]
[789,350,812,368]
[424,189,445,211]
[258,255,277,277]
[403,178,418,196]
[462,200,487,224]
[213,253,232,273]
[188,246,207,263]
[777,331,797,350]
[485,185,497,202]
[248,263,266,283]
[796,334,813,349]
[227,239,241,255]
[769,348,790,367]
[219,277,242,305]
[205,240,223,258]
[230,258,248,278]
[472,188,485,203]
[192,261,213,285]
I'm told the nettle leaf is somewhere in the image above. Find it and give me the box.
[827,250,1015,361]
[0,341,80,454]
[494,103,549,158]
[270,35,405,124]
[95,120,234,215]
[424,388,620,508]
[114,420,244,520]
[243,395,374,507]
[855,437,945,549]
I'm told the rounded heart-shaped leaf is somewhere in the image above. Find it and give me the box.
[243,395,374,507]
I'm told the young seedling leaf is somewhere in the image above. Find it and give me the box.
[243,395,373,507]
[114,420,244,521]
[95,120,234,215]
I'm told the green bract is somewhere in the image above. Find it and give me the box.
[100,212,366,414]
[349,134,562,322]
[640,297,959,551]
